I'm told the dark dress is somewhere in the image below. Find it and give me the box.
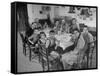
[69,24,80,33]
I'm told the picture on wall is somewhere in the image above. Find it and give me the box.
[11,2,98,74]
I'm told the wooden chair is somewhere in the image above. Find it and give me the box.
[37,44,62,71]
[19,32,39,61]
[81,38,96,68]
[88,39,96,68]
[37,44,49,71]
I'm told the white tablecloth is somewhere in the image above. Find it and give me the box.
[55,33,73,50]
[42,28,74,50]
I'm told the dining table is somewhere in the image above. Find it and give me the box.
[42,28,74,50]
[42,28,78,66]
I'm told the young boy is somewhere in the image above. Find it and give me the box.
[45,30,63,70]
[46,30,56,54]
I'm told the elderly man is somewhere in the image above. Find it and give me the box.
[61,29,85,70]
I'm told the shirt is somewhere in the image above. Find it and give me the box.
[73,34,85,53]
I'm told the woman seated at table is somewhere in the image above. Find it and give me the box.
[32,22,42,30]
[61,29,85,70]
[69,18,80,33]
[25,22,37,37]
[43,22,49,29]
[53,20,61,34]
[60,19,70,33]
[34,18,42,29]
[28,29,40,53]
[60,19,66,33]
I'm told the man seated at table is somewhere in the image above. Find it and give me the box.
[82,26,94,51]
[61,29,85,70]
[81,26,94,68]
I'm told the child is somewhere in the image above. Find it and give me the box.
[38,32,47,56]
[28,29,40,46]
[46,30,56,54]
